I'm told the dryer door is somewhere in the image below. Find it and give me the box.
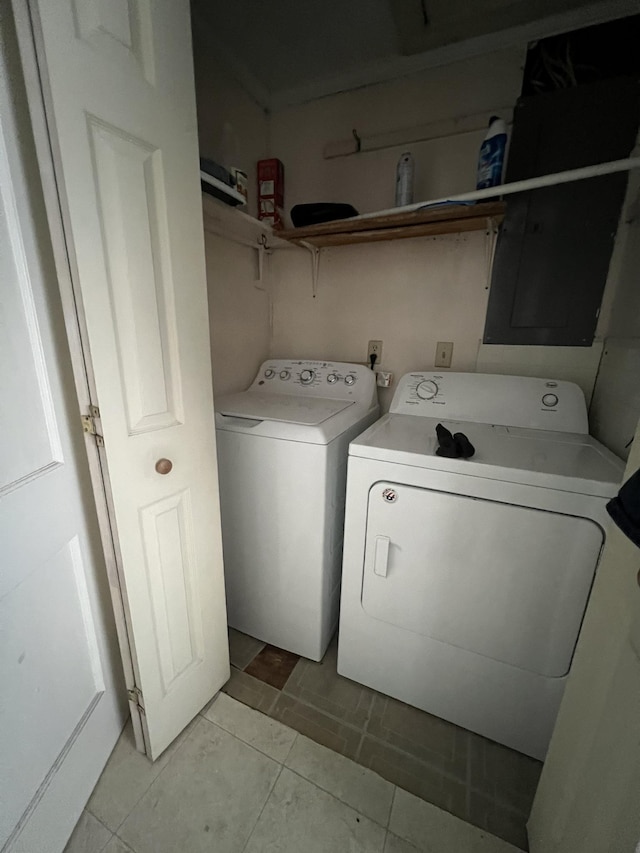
[361,482,603,678]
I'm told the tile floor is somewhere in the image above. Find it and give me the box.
[66,692,525,853]
[221,630,543,851]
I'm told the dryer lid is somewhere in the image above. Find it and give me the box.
[350,414,624,497]
[217,391,354,425]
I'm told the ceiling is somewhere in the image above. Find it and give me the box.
[191,0,636,110]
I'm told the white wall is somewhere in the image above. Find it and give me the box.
[590,159,640,460]
[192,19,272,397]
[203,221,271,397]
[267,48,606,409]
[268,50,522,408]
[269,49,525,216]
[271,233,492,410]
[191,13,269,219]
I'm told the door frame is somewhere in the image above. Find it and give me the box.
[11,0,144,752]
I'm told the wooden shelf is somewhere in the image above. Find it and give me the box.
[278,201,505,248]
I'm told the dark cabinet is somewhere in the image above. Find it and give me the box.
[483,78,640,346]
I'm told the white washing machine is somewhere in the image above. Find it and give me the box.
[338,371,623,759]
[215,360,379,661]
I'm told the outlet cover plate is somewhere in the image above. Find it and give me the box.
[435,341,453,368]
[368,340,383,363]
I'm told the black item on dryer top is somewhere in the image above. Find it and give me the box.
[435,423,475,459]
[607,466,640,550]
[291,203,358,227]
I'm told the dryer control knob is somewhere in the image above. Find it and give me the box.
[279,370,291,380]
[300,369,315,384]
[327,373,338,383]
[264,369,275,378]
[416,380,438,400]
[542,393,558,407]
[344,374,356,386]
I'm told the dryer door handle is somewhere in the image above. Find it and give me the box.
[373,535,390,577]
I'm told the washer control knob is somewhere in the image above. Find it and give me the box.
[344,374,356,386]
[279,370,290,380]
[264,369,275,379]
[327,373,339,384]
[542,393,559,407]
[416,380,438,400]
[300,369,315,384]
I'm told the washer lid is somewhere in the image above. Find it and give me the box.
[350,414,624,496]
[217,391,354,425]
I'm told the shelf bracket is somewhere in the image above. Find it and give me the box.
[255,234,271,291]
[485,216,499,289]
[300,241,321,297]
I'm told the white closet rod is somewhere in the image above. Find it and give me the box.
[355,157,640,221]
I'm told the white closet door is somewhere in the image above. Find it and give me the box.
[0,11,125,850]
[16,0,229,759]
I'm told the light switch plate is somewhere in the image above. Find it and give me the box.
[435,341,453,368]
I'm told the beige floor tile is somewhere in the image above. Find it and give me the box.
[367,694,468,780]
[468,791,529,852]
[283,637,374,727]
[468,736,542,816]
[358,736,468,819]
[227,628,265,670]
[285,734,394,825]
[203,692,297,762]
[64,811,112,853]
[384,832,421,853]
[87,718,196,832]
[271,693,362,759]
[244,768,386,853]
[390,788,524,853]
[222,665,280,714]
[119,717,279,853]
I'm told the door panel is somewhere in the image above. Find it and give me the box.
[362,482,603,677]
[19,0,229,758]
[87,118,184,434]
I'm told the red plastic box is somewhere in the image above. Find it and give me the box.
[257,158,285,229]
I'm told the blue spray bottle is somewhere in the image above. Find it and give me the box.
[476,116,507,190]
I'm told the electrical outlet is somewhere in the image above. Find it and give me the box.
[435,341,453,368]
[367,340,383,365]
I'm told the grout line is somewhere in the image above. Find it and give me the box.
[387,786,398,831]
[465,731,472,821]
[113,834,136,852]
[109,717,201,835]
[240,763,285,853]
[282,763,392,830]
[198,712,292,766]
[265,689,470,790]
[84,809,114,838]
[355,690,375,763]
[281,731,298,764]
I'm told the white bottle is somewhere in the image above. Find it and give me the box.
[395,152,414,207]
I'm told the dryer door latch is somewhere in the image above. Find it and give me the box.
[373,535,390,578]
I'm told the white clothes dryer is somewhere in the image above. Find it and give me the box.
[215,360,378,661]
[338,372,623,758]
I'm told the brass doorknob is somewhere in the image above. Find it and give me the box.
[155,458,173,475]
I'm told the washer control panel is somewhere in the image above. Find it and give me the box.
[390,372,588,434]
[251,360,376,403]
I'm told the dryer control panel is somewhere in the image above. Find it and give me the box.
[251,360,377,406]
[390,372,588,434]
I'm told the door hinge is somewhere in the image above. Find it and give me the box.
[127,686,145,715]
[81,405,104,446]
